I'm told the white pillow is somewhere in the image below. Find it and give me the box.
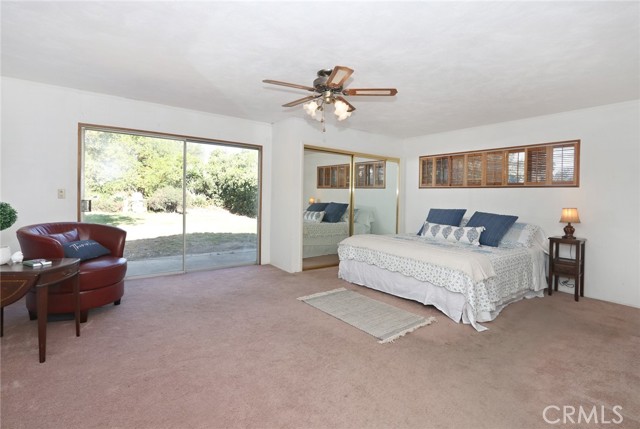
[498,222,540,248]
[420,221,485,246]
[354,208,374,227]
[340,206,350,222]
[303,210,325,223]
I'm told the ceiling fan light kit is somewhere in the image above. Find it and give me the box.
[263,66,397,132]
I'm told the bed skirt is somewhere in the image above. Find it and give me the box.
[338,259,543,331]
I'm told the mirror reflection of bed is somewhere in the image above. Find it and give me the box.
[302,148,398,270]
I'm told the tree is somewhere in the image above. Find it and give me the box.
[84,131,258,217]
[206,149,258,218]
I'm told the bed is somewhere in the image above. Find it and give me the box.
[303,206,374,258]
[337,210,548,331]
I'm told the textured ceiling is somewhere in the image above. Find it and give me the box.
[2,1,638,138]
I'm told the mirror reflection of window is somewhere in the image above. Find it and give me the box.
[353,158,397,236]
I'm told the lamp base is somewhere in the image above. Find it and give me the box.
[562,223,575,239]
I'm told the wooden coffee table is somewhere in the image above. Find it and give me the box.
[1,258,81,362]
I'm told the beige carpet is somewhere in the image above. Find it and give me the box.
[1,265,639,429]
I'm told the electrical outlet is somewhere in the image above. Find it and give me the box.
[57,188,66,199]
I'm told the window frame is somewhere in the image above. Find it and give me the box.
[419,140,580,188]
[317,164,350,189]
[354,160,386,189]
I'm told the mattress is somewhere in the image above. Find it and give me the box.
[338,233,547,331]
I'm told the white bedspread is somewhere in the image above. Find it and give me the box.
[340,234,495,283]
[338,234,546,329]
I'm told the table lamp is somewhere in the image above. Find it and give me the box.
[560,208,580,239]
[309,197,315,205]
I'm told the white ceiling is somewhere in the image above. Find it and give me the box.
[2,1,638,138]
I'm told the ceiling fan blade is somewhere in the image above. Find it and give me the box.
[343,88,398,96]
[326,66,354,88]
[336,96,356,112]
[263,79,316,92]
[282,95,320,108]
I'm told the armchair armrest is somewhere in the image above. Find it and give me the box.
[16,232,65,260]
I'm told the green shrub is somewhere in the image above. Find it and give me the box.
[147,186,189,213]
[189,192,209,208]
[0,202,18,231]
[217,177,258,218]
[92,194,125,213]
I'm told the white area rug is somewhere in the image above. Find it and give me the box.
[298,287,435,343]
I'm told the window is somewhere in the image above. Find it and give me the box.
[419,140,579,188]
[355,160,385,188]
[450,155,465,186]
[508,150,525,184]
[420,157,434,187]
[434,157,449,186]
[317,164,350,188]
[553,144,576,183]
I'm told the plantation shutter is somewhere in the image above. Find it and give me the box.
[435,156,449,186]
[466,154,483,186]
[421,157,434,187]
[485,151,504,186]
[526,147,547,184]
[418,140,578,189]
[451,155,465,186]
[552,144,576,184]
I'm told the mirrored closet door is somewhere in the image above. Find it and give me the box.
[302,149,352,269]
[302,147,399,270]
[352,157,399,236]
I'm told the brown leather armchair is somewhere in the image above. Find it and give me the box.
[17,222,127,322]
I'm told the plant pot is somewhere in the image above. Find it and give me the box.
[0,245,11,265]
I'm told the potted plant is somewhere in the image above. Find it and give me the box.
[0,202,18,264]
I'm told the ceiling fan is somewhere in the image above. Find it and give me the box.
[263,66,397,129]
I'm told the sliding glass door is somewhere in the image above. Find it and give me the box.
[184,142,259,272]
[80,126,260,277]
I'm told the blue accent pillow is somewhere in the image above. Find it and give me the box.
[62,239,111,261]
[417,208,467,235]
[323,202,349,223]
[307,202,329,212]
[466,211,519,247]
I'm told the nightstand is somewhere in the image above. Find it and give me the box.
[548,236,586,302]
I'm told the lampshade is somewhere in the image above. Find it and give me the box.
[560,208,580,224]
[309,197,315,204]
[334,100,352,121]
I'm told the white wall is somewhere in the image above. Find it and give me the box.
[0,77,272,262]
[401,100,640,307]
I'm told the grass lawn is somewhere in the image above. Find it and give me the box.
[85,211,257,261]
[124,232,257,261]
